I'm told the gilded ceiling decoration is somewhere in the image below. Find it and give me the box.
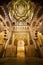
[8,0,34,22]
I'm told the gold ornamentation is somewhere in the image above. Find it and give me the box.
[9,0,34,21]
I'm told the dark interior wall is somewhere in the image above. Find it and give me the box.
[0,0,43,6]
[0,0,11,5]
[31,0,43,4]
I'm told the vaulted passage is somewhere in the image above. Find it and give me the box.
[0,0,43,60]
[14,37,29,57]
[0,0,43,65]
[17,40,25,57]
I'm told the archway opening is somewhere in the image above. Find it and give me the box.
[17,40,25,58]
[14,38,28,58]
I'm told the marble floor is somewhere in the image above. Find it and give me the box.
[0,57,43,65]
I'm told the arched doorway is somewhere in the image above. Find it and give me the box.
[14,38,28,57]
[17,40,25,57]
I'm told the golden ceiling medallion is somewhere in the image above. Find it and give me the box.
[8,0,34,21]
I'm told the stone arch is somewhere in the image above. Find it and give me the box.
[14,37,28,46]
[14,37,28,57]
